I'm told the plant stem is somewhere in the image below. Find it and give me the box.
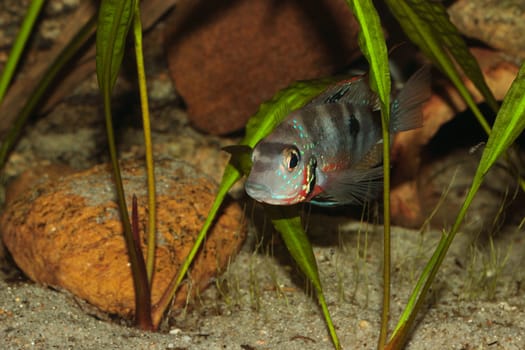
[0,15,96,168]
[0,0,45,104]
[131,194,153,328]
[378,118,391,350]
[133,0,157,284]
[152,165,240,326]
[97,0,151,330]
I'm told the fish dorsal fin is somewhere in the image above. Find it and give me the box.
[390,66,431,133]
[308,75,380,110]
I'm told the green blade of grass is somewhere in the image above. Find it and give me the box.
[344,1,392,348]
[132,0,157,285]
[157,78,337,340]
[477,63,525,172]
[242,79,341,349]
[384,0,525,266]
[396,0,497,111]
[242,78,337,148]
[131,194,152,324]
[385,0,493,134]
[0,15,97,168]
[267,205,340,349]
[96,0,135,91]
[344,0,390,111]
[152,163,241,326]
[388,61,525,349]
[0,0,45,104]
[96,0,153,330]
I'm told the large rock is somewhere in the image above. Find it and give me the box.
[449,0,525,61]
[166,0,360,135]
[1,158,246,318]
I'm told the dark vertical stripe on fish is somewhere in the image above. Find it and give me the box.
[348,114,359,138]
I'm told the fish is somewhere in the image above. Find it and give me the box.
[244,66,431,206]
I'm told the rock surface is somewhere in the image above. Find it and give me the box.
[1,158,245,318]
[449,0,525,61]
[166,0,360,135]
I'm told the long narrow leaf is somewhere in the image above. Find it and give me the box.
[152,164,241,326]
[245,79,341,348]
[344,0,390,111]
[243,79,336,147]
[160,78,335,326]
[478,63,525,171]
[0,16,97,168]
[132,0,157,284]
[344,1,392,347]
[96,0,136,90]
[267,205,340,349]
[385,0,492,134]
[405,0,497,111]
[388,61,525,349]
[0,0,45,104]
[96,0,152,329]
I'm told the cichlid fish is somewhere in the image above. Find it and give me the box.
[245,67,430,206]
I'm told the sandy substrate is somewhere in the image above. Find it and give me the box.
[1,214,524,349]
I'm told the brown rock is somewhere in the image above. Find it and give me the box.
[4,163,76,205]
[449,0,525,61]
[1,158,246,319]
[166,0,360,135]
[416,148,518,234]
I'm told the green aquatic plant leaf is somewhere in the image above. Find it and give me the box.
[345,0,390,111]
[222,145,253,175]
[0,0,45,104]
[0,16,96,168]
[243,78,336,148]
[154,162,242,327]
[392,0,497,111]
[168,78,339,347]
[96,0,136,91]
[478,63,525,172]
[388,61,525,350]
[131,0,157,287]
[385,0,493,133]
[266,205,341,349]
[96,0,153,330]
[344,1,392,347]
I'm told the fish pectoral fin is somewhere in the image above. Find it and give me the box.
[390,65,431,133]
[354,142,383,170]
[316,166,384,205]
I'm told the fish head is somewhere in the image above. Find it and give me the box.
[245,135,316,205]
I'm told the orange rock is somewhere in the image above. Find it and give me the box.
[166,0,360,135]
[1,158,246,318]
[449,0,525,60]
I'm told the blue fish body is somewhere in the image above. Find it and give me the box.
[245,67,431,206]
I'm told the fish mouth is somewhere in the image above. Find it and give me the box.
[245,181,273,201]
[245,181,296,205]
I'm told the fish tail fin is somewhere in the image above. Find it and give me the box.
[390,66,431,133]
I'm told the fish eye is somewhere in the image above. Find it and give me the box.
[283,147,300,172]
